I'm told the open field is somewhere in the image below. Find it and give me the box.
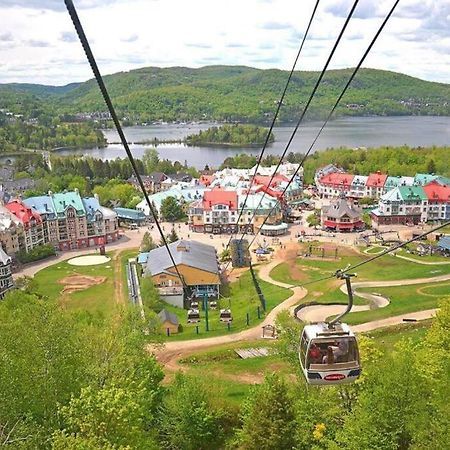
[178,340,291,404]
[345,283,449,324]
[394,248,450,263]
[160,270,291,341]
[269,243,450,323]
[33,253,117,317]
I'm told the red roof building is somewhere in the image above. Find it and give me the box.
[199,174,216,187]
[366,172,388,188]
[5,199,44,251]
[317,172,354,197]
[423,181,450,221]
[5,200,42,229]
[202,189,238,210]
[253,174,289,187]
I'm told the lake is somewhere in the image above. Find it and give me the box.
[55,116,450,169]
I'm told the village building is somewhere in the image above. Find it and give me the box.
[382,176,415,194]
[422,181,450,221]
[188,188,283,235]
[5,199,44,251]
[316,172,355,198]
[113,207,147,226]
[22,191,118,250]
[0,246,13,298]
[371,186,428,227]
[349,175,368,198]
[127,172,168,193]
[158,309,180,334]
[321,196,364,232]
[414,173,439,186]
[143,240,220,308]
[365,172,388,198]
[0,206,23,257]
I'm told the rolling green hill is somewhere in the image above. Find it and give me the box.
[1,66,450,123]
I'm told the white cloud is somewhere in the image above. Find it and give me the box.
[0,0,448,85]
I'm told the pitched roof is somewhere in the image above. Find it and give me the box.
[322,197,362,219]
[423,182,450,202]
[52,191,85,216]
[202,189,238,210]
[148,172,168,183]
[351,175,368,187]
[113,207,146,220]
[319,172,354,187]
[438,236,450,251]
[158,309,179,326]
[23,195,56,219]
[414,173,439,185]
[366,172,388,188]
[5,200,42,225]
[145,240,218,277]
[398,186,427,201]
[253,174,289,187]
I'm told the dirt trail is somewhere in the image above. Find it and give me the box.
[113,251,124,305]
[297,273,450,323]
[153,242,446,371]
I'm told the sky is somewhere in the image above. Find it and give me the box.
[0,0,449,85]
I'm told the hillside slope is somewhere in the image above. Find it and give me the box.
[1,66,449,122]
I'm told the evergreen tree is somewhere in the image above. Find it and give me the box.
[141,231,157,252]
[160,196,184,222]
[167,228,179,243]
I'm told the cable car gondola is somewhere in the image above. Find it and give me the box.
[299,272,361,385]
[219,308,233,323]
[187,309,200,323]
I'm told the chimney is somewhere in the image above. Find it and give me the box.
[48,190,53,196]
[94,193,99,201]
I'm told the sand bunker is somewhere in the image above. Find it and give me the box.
[59,274,107,294]
[68,255,111,266]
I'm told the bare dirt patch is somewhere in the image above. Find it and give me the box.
[59,274,106,294]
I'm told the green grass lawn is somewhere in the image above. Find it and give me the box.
[160,270,291,341]
[269,244,450,323]
[33,254,116,317]
[342,282,449,325]
[174,322,434,405]
[394,248,450,263]
[364,320,432,353]
[178,340,291,405]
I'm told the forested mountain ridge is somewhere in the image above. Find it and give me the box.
[1,66,449,123]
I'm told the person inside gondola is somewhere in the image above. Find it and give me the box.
[322,339,349,363]
[323,346,335,364]
[308,343,322,365]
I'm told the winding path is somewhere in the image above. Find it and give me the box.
[296,273,450,324]
[152,254,448,368]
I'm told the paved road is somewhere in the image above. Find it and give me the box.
[14,229,144,279]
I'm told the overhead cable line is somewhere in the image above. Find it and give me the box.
[64,0,190,295]
[224,0,360,270]
[224,0,321,251]
[238,0,401,261]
